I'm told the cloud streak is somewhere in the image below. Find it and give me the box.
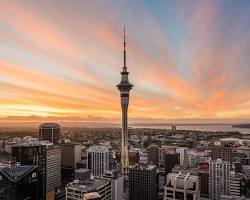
[0,0,250,122]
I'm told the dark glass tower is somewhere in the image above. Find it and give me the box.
[116,28,133,175]
[129,163,158,200]
[12,145,46,200]
[0,165,39,200]
[39,123,61,144]
[148,144,159,166]
[165,153,180,175]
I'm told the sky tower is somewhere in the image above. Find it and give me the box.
[117,27,133,175]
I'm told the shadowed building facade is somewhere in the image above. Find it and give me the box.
[129,163,158,200]
[148,144,159,166]
[39,123,61,144]
[116,28,133,175]
[11,144,46,200]
[211,145,233,164]
[165,152,180,176]
[61,142,81,183]
[0,165,39,200]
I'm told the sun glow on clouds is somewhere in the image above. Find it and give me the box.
[0,0,250,122]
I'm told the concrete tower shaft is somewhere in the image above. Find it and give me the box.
[116,28,133,175]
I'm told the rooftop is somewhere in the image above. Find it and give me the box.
[83,192,101,199]
[0,165,37,182]
[66,177,110,193]
[88,145,110,152]
[129,163,157,171]
[39,123,60,128]
[75,168,91,173]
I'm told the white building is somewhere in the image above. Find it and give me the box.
[164,172,200,200]
[87,145,110,176]
[209,159,230,200]
[177,148,188,167]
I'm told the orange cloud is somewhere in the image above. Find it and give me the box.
[0,1,250,122]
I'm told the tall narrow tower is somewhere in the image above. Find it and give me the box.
[117,28,133,175]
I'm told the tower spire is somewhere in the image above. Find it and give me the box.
[116,27,133,176]
[123,26,127,72]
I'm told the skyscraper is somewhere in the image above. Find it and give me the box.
[129,163,158,200]
[0,165,39,200]
[209,159,230,200]
[211,144,233,164]
[198,162,209,199]
[39,123,61,144]
[148,144,159,166]
[61,142,81,183]
[45,143,61,197]
[87,145,110,176]
[116,28,133,175]
[165,152,180,175]
[12,144,47,200]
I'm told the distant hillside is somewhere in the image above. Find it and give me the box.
[232,124,250,128]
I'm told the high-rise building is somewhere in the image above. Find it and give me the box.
[165,152,180,175]
[164,172,200,200]
[61,142,81,182]
[87,145,110,176]
[116,28,133,175]
[45,143,61,195]
[198,162,209,199]
[209,159,230,200]
[11,140,61,200]
[0,165,39,200]
[65,178,111,200]
[12,144,46,200]
[159,146,177,167]
[212,145,233,164]
[148,144,159,166]
[104,170,124,200]
[129,163,158,200]
[177,148,188,167]
[39,123,61,144]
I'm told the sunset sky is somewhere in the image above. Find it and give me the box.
[0,0,250,123]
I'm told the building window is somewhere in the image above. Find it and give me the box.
[32,173,37,178]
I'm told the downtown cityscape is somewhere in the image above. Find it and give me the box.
[1,1,250,200]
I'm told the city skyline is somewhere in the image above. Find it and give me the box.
[1,0,250,123]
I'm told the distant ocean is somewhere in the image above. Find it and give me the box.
[132,124,250,135]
